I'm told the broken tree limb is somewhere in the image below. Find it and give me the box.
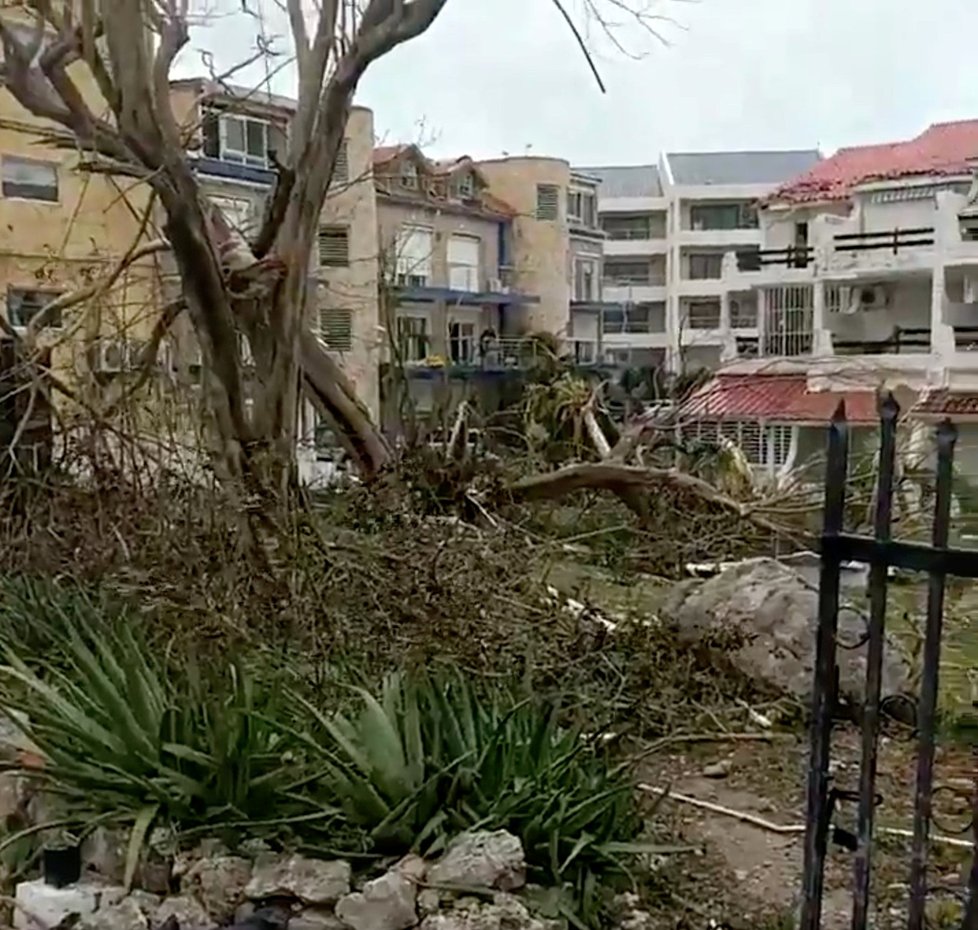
[505,462,806,543]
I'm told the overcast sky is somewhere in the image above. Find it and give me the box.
[181,0,978,164]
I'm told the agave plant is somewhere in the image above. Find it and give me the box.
[293,670,653,899]
[0,608,322,855]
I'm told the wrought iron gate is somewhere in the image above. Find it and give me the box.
[800,395,978,930]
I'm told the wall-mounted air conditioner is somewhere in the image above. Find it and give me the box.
[91,339,132,373]
[848,285,889,313]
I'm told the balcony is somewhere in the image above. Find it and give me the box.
[602,280,667,303]
[832,327,932,355]
[677,227,761,248]
[604,236,668,257]
[720,249,816,287]
[823,226,935,276]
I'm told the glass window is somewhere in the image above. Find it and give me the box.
[2,157,58,202]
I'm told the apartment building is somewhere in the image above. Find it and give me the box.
[677,119,978,484]
[578,149,821,372]
[376,150,607,429]
[165,80,381,477]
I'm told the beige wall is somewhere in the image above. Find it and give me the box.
[318,105,381,419]
[477,156,571,338]
[0,51,158,384]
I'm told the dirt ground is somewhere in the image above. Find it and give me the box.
[639,725,974,930]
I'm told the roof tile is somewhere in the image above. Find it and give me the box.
[771,120,978,205]
[679,374,879,425]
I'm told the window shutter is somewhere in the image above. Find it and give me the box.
[536,184,559,221]
[318,226,350,266]
[332,140,349,184]
[319,308,353,352]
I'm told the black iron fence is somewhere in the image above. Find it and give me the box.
[801,396,978,930]
[833,227,936,255]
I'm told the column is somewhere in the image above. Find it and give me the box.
[719,290,735,363]
[931,266,952,362]
[812,280,831,356]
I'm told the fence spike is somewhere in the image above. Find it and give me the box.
[879,391,900,420]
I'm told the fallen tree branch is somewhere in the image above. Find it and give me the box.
[639,784,975,849]
[505,462,807,543]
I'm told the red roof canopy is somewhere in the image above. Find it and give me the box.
[679,374,879,425]
[770,120,978,205]
[915,390,978,417]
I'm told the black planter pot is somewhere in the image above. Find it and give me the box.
[43,844,81,888]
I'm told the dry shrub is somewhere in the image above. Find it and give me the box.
[0,463,772,736]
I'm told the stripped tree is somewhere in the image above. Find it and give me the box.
[0,0,676,521]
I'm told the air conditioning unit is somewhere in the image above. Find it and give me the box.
[848,285,889,313]
[91,339,131,373]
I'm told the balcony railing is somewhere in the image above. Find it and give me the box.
[447,264,480,292]
[603,228,667,241]
[954,326,978,351]
[735,246,814,272]
[833,226,935,254]
[832,327,931,355]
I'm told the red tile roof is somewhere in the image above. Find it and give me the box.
[679,374,879,425]
[770,120,978,205]
[914,390,978,417]
[372,144,411,165]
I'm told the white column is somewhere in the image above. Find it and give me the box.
[812,279,831,356]
[931,265,952,363]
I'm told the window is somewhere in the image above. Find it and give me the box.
[449,321,476,364]
[568,190,596,227]
[401,160,419,190]
[7,288,62,329]
[318,307,353,352]
[730,297,758,328]
[536,184,560,221]
[448,234,480,291]
[771,425,792,466]
[689,202,758,231]
[396,225,433,286]
[454,173,474,199]
[2,157,58,202]
[332,140,349,185]
[687,299,721,329]
[397,316,428,362]
[687,252,724,280]
[601,303,657,334]
[601,213,666,240]
[318,226,350,267]
[574,259,598,301]
[604,260,650,286]
[208,112,269,167]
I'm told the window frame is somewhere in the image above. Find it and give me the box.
[397,315,429,362]
[1,155,59,203]
[7,286,64,330]
[536,183,560,221]
[218,113,270,168]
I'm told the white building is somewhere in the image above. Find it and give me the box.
[577,149,821,372]
[677,119,978,485]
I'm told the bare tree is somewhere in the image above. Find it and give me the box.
[0,0,675,524]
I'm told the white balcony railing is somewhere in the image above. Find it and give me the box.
[448,264,480,292]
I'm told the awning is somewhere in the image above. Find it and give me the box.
[915,390,978,418]
[678,374,879,426]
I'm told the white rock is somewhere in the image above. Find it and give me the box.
[79,897,148,930]
[14,879,99,930]
[335,865,418,930]
[246,856,351,905]
[155,894,218,930]
[183,855,253,922]
[427,832,525,892]
[663,558,912,707]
